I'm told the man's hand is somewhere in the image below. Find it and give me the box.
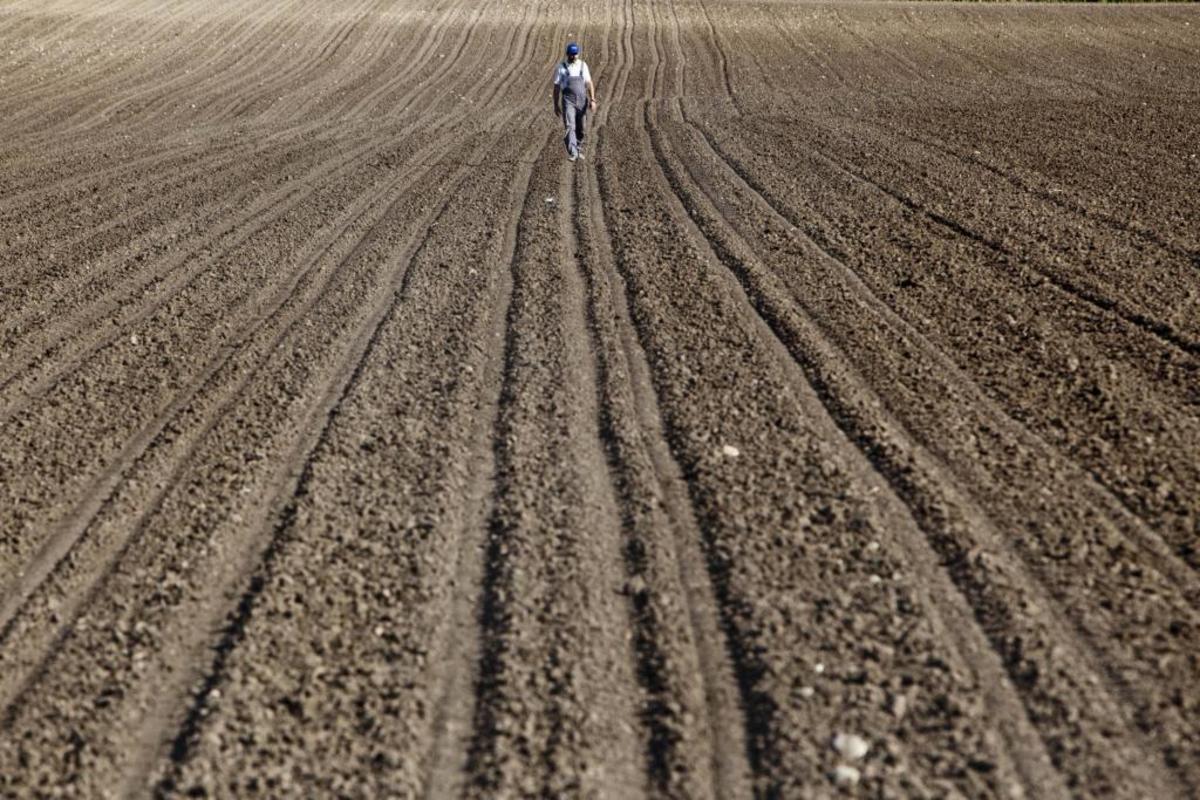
[589,98,598,111]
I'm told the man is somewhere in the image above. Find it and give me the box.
[553,42,597,162]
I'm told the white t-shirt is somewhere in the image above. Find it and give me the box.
[553,59,591,87]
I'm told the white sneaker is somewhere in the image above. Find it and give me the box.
[567,151,577,162]
[576,151,586,160]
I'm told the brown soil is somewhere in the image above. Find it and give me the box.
[1,1,1198,797]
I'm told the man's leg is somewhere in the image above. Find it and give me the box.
[563,104,580,156]
[576,105,587,156]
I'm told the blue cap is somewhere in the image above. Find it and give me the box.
[566,42,580,56]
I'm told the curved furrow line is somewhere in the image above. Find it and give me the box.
[0,69,550,582]
[280,2,426,124]
[131,16,558,787]
[0,139,476,798]
[616,2,797,793]
[0,133,247,218]
[0,3,388,181]
[151,2,364,130]
[0,6,529,423]
[566,2,755,796]
[0,135,376,420]
[78,3,331,125]
[653,19,1200,786]
[0,140,471,709]
[896,5,1058,97]
[813,149,1200,360]
[312,2,376,65]
[298,0,494,134]
[675,108,1200,574]
[214,0,402,125]
[758,11,867,107]
[124,187,469,800]
[156,117,551,799]
[692,0,737,114]
[421,9,617,788]
[0,135,291,287]
[0,5,192,131]
[1109,7,1200,59]
[0,8,256,145]
[0,5,522,398]
[644,1,1195,794]
[677,112,1200,613]
[124,0,336,129]
[334,0,486,124]
[344,0,524,133]
[432,10,658,795]
[804,132,1200,366]
[648,95,1197,797]
[9,5,432,227]
[579,79,758,800]
[859,113,1200,265]
[825,7,928,92]
[629,2,792,792]
[0,132,361,311]
[174,11,362,126]
[419,132,549,800]
[603,89,1015,798]
[37,2,315,143]
[446,15,656,798]
[464,135,647,800]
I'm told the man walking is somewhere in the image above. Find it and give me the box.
[553,42,596,162]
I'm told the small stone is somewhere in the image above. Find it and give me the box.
[721,444,740,458]
[833,732,870,761]
[831,764,860,787]
[813,662,825,674]
[130,334,140,345]
[798,686,815,699]
[1066,355,1080,373]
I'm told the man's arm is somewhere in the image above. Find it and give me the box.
[553,84,562,116]
[586,78,597,110]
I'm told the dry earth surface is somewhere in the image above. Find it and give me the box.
[1,0,1198,797]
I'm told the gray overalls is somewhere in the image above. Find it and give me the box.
[560,60,588,156]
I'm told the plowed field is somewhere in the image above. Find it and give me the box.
[2,1,1198,797]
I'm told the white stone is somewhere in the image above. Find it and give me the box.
[833,732,870,761]
[831,764,860,787]
[721,444,740,458]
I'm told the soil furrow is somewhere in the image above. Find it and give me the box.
[699,116,1200,574]
[465,131,646,799]
[158,117,549,799]
[653,92,1197,797]
[676,111,1200,611]
[0,147,466,709]
[817,148,1200,360]
[420,134,545,800]
[139,184,463,800]
[0,147,467,797]
[579,113,756,800]
[3,2,1198,795]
